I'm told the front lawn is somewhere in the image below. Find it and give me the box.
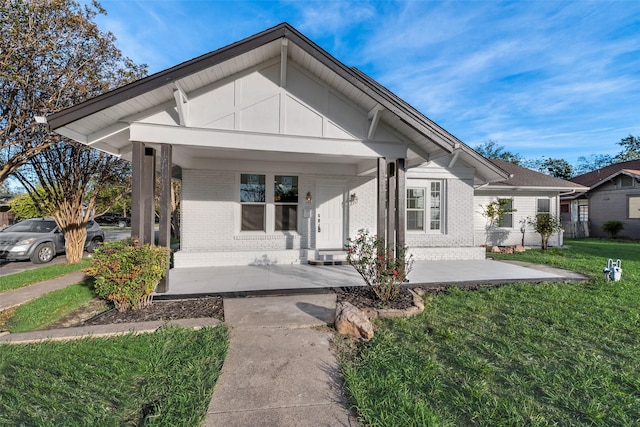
[338,239,640,425]
[0,325,229,426]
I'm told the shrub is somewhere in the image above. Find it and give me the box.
[602,220,624,239]
[346,229,413,301]
[84,239,169,311]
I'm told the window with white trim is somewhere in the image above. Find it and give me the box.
[537,198,550,214]
[499,198,514,228]
[407,181,442,232]
[240,174,266,231]
[629,196,640,219]
[274,175,298,231]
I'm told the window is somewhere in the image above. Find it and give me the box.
[274,175,298,231]
[407,188,425,230]
[537,198,550,214]
[499,198,514,228]
[240,174,265,231]
[621,175,634,188]
[407,181,442,231]
[578,204,589,222]
[629,196,640,219]
[430,182,441,230]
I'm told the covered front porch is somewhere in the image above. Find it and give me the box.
[164,259,584,295]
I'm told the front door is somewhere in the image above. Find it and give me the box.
[316,184,345,249]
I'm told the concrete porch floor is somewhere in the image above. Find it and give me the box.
[164,259,586,295]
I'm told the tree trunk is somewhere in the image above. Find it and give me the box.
[63,224,87,263]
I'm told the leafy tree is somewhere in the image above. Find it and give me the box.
[523,157,574,179]
[616,135,640,162]
[8,190,48,220]
[474,140,523,164]
[4,0,146,263]
[574,153,616,176]
[528,214,563,250]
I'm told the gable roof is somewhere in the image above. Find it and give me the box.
[483,159,587,191]
[571,160,640,187]
[46,22,507,183]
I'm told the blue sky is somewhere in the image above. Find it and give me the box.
[88,0,640,166]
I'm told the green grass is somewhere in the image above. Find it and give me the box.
[338,239,640,426]
[4,281,97,333]
[0,325,229,426]
[0,258,90,292]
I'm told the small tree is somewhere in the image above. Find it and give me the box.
[528,214,563,250]
[602,220,624,239]
[480,198,516,246]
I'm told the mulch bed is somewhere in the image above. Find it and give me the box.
[83,297,224,326]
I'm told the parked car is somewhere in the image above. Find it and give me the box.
[95,212,130,228]
[0,218,105,264]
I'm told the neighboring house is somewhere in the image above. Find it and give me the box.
[475,159,587,247]
[46,23,511,292]
[566,160,640,239]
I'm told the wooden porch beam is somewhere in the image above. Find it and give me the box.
[157,143,172,293]
[129,122,408,159]
[377,157,387,242]
[395,158,406,256]
[87,122,129,145]
[142,147,156,245]
[173,82,189,127]
[130,141,144,242]
[448,149,461,168]
[367,105,383,140]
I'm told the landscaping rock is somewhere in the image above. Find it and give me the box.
[490,246,502,253]
[335,301,374,340]
[513,245,526,253]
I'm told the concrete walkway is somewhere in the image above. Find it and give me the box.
[203,294,358,426]
[0,271,88,311]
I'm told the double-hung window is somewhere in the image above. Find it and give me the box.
[407,181,442,232]
[240,173,299,232]
[240,174,266,231]
[274,175,298,231]
[537,198,550,215]
[498,198,514,227]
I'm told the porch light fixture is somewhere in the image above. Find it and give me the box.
[305,192,312,203]
[350,193,358,204]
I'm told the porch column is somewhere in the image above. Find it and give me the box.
[377,157,387,241]
[142,147,156,245]
[395,158,406,255]
[157,144,172,293]
[386,161,396,249]
[131,141,144,242]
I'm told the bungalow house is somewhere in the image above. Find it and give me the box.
[475,159,587,247]
[46,23,512,292]
[564,160,640,239]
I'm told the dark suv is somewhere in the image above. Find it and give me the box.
[0,218,104,264]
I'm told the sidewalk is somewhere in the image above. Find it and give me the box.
[0,271,88,311]
[203,294,359,426]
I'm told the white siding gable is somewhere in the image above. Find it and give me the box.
[138,60,402,144]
